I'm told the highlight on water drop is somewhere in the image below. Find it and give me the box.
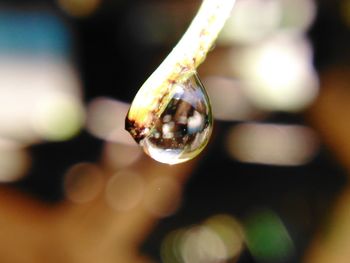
[125,72,213,165]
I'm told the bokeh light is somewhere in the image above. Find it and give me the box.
[219,0,281,45]
[105,170,145,212]
[204,214,245,259]
[180,226,227,263]
[57,0,102,17]
[161,214,245,263]
[244,209,295,262]
[101,142,143,171]
[231,34,319,112]
[0,11,83,144]
[143,175,181,218]
[33,92,85,141]
[219,0,316,45]
[64,162,104,204]
[203,76,261,121]
[0,57,84,143]
[227,123,319,166]
[278,0,316,32]
[0,139,30,182]
[87,97,136,145]
[161,228,188,263]
[0,11,70,55]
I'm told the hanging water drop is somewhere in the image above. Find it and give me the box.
[125,72,213,165]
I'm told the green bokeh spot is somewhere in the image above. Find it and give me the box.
[244,210,294,262]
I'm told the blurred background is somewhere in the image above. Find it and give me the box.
[0,0,349,262]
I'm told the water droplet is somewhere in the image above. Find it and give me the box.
[126,72,213,165]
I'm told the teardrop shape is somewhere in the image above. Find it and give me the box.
[125,73,213,165]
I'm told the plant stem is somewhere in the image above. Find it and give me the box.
[126,0,235,133]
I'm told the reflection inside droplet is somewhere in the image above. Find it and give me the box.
[126,73,213,165]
